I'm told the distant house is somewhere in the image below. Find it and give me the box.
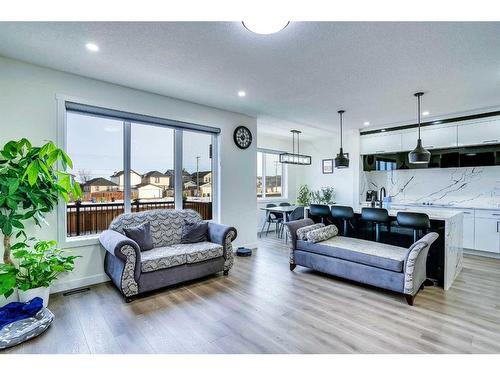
[81,177,118,193]
[192,171,212,186]
[183,180,197,189]
[142,171,170,190]
[134,182,163,199]
[110,170,142,189]
[165,169,193,188]
[200,182,212,197]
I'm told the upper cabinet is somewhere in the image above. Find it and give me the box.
[360,132,402,155]
[457,119,500,147]
[401,124,458,151]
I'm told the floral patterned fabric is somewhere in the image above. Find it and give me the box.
[141,242,223,273]
[296,223,325,240]
[119,244,139,296]
[110,209,202,248]
[306,225,339,243]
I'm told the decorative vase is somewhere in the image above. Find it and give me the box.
[0,288,19,307]
[18,286,50,308]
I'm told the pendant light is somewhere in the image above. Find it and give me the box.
[279,130,312,165]
[408,92,431,164]
[334,110,349,168]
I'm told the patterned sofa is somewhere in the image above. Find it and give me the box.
[285,219,438,305]
[99,209,237,301]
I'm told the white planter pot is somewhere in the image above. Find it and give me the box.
[0,288,19,307]
[18,286,50,308]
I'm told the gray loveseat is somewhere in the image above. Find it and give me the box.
[285,219,438,305]
[99,209,237,301]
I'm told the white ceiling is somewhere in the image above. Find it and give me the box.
[0,22,499,136]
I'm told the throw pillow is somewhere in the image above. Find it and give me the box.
[296,223,325,240]
[182,221,209,244]
[306,225,339,243]
[123,222,154,251]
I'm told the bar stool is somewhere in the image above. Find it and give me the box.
[309,204,331,224]
[361,207,390,242]
[331,205,354,236]
[396,212,430,242]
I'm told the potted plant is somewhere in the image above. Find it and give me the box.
[0,262,18,307]
[11,240,79,307]
[0,138,81,265]
[297,184,311,206]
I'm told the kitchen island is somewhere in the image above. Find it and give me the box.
[354,205,463,290]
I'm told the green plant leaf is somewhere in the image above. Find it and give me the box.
[2,221,12,236]
[25,160,40,186]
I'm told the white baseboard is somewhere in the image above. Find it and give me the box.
[51,273,110,294]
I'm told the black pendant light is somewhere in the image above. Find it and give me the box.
[408,92,431,164]
[279,130,312,165]
[334,110,349,168]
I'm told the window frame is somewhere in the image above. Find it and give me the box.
[257,148,287,202]
[57,95,220,247]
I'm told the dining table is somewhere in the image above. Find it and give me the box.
[259,205,298,238]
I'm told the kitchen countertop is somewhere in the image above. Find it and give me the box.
[386,202,500,211]
[356,204,462,221]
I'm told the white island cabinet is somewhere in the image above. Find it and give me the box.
[474,210,500,254]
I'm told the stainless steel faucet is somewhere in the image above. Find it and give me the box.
[378,187,386,208]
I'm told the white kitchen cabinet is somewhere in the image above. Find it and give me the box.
[401,125,458,151]
[360,132,402,155]
[457,119,500,147]
[473,212,500,253]
[461,210,475,250]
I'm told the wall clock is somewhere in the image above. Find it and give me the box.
[233,126,252,149]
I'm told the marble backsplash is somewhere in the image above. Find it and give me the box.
[360,166,500,209]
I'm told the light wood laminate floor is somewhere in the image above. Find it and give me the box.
[5,236,500,354]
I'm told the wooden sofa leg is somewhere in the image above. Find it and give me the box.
[223,270,229,276]
[290,264,296,271]
[404,294,415,306]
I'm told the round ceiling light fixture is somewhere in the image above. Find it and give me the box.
[242,21,290,35]
[85,42,99,52]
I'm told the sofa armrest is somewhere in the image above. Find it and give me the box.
[207,222,237,272]
[403,232,439,296]
[99,229,141,281]
[284,218,315,249]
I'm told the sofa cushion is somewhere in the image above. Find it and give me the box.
[181,221,209,244]
[306,225,339,243]
[297,236,407,272]
[123,222,154,251]
[141,242,224,273]
[296,223,325,240]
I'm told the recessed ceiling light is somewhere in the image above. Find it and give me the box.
[422,111,430,116]
[237,91,246,97]
[363,121,370,126]
[242,21,290,35]
[85,42,99,52]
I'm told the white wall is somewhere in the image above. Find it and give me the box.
[0,56,257,292]
[256,132,300,232]
[298,130,360,207]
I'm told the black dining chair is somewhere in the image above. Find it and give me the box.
[331,205,355,236]
[260,203,283,238]
[396,212,430,243]
[281,206,305,241]
[361,207,391,242]
[279,202,291,207]
[309,204,332,224]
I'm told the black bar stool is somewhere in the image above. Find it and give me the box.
[309,204,331,224]
[396,212,430,242]
[331,205,354,236]
[361,207,390,242]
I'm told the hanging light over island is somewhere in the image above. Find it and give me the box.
[279,130,312,165]
[408,92,431,164]
[334,110,349,168]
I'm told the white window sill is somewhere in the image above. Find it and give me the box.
[61,234,100,249]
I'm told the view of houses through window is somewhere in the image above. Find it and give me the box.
[257,150,284,199]
[66,111,214,237]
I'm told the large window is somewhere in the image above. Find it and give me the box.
[64,103,218,239]
[257,150,286,199]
